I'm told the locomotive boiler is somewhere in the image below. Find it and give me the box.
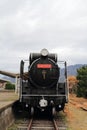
[19,49,68,115]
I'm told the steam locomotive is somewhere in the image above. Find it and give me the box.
[19,49,68,115]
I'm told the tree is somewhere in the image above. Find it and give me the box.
[68,76,78,93]
[76,66,87,98]
[5,82,15,90]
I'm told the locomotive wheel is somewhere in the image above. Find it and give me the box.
[30,107,34,116]
[52,107,56,116]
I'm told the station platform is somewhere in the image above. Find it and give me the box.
[0,90,19,109]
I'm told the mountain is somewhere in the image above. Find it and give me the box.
[67,64,87,76]
[59,64,86,82]
[1,76,15,83]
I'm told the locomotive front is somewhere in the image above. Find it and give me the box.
[29,48,59,89]
[20,49,68,115]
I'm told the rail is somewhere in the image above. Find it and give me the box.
[27,118,33,130]
[27,118,67,130]
[11,111,67,130]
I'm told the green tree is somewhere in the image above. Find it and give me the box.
[76,66,87,98]
[5,82,15,90]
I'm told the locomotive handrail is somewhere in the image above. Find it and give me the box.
[22,94,67,97]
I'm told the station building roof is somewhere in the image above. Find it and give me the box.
[0,78,10,83]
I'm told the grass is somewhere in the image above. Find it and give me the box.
[0,91,19,109]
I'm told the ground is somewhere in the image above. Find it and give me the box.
[0,90,18,109]
[65,94,87,130]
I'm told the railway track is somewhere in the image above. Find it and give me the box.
[17,116,67,130]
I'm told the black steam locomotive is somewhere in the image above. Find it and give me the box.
[19,49,68,115]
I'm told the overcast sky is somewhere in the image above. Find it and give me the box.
[0,0,87,73]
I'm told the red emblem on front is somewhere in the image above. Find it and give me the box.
[37,64,52,68]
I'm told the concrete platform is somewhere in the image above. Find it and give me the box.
[0,90,19,130]
[0,90,19,109]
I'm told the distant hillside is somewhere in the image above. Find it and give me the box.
[1,76,15,83]
[59,64,87,82]
[67,64,86,76]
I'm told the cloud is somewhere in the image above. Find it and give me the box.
[0,0,87,72]
[51,47,87,65]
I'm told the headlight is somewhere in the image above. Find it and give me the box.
[41,48,49,56]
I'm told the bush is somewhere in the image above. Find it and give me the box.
[5,82,15,90]
[76,66,87,98]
